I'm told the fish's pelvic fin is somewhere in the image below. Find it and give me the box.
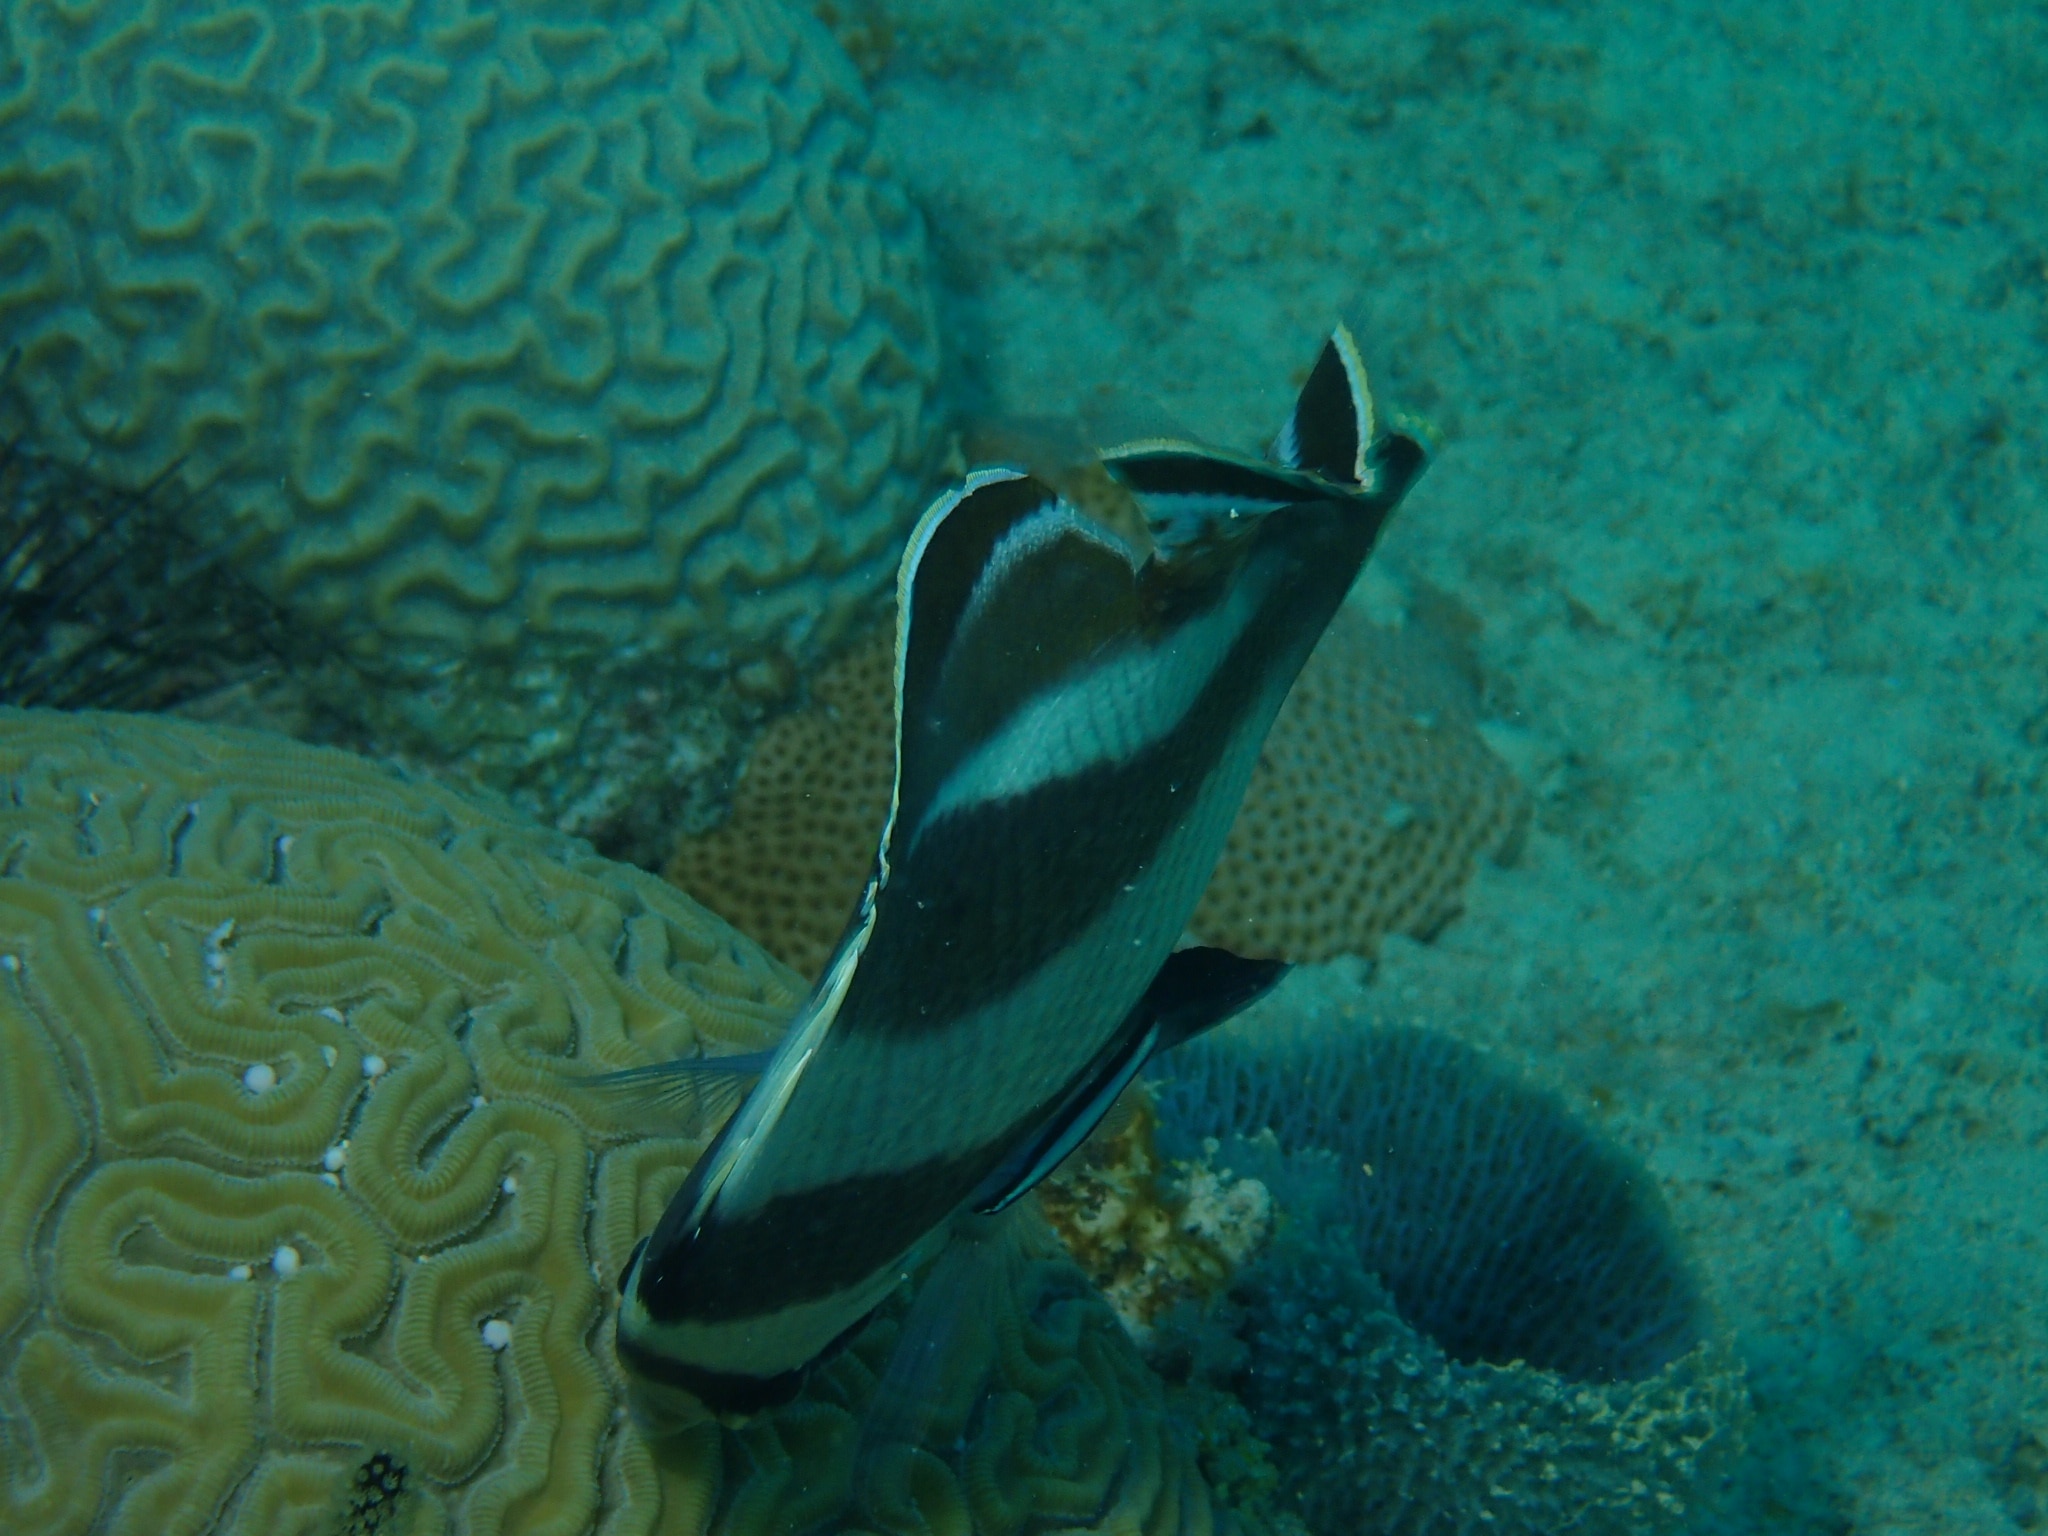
[1271,322,1376,487]
[854,1208,1045,1510]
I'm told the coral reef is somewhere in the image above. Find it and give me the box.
[1146,1017,1749,1535]
[1188,603,1528,963]
[0,708,1258,1536]
[0,0,941,848]
[668,619,895,978]
[667,601,1524,982]
[0,707,802,1534]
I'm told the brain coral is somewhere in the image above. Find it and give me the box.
[0,0,941,838]
[666,602,1526,982]
[0,708,1251,1536]
[1147,1018,1749,1535]
[0,706,806,1534]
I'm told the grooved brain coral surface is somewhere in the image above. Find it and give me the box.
[0,708,805,1535]
[0,0,938,672]
[667,604,1528,982]
[714,1214,1252,1536]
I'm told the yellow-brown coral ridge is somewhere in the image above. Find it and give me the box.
[668,603,1530,980]
[0,708,801,1536]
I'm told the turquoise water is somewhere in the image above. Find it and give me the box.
[2,0,2041,1531]
[854,1,2046,1530]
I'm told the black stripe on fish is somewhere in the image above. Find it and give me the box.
[1108,447,1330,508]
[893,485,1147,838]
[849,503,1360,1037]
[617,1318,845,1415]
[638,952,1286,1321]
[637,1146,1006,1323]
[632,953,1286,1324]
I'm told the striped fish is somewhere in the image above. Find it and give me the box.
[614,324,1429,1423]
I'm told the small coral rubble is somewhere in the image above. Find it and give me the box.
[1039,1088,1273,1346]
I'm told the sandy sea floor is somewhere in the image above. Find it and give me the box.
[838,1,2048,1529]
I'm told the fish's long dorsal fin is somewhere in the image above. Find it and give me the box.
[886,468,1146,849]
[965,946,1289,1216]
[1271,322,1376,487]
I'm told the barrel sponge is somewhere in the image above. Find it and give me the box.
[0,0,941,797]
[0,707,807,1535]
[1148,1021,1749,1534]
[666,603,1525,982]
[1215,1236,1746,1536]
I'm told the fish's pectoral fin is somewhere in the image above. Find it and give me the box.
[1272,322,1376,487]
[1142,944,1291,1053]
[574,1049,774,1136]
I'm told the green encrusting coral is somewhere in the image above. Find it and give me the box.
[0,710,1249,1536]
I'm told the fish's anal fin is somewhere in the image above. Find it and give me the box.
[575,1050,774,1137]
[1271,323,1376,487]
[965,946,1289,1217]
